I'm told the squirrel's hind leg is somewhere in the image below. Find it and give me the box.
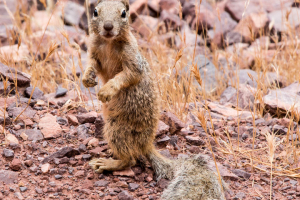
[89,158,136,174]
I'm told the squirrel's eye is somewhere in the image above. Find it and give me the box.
[94,9,98,17]
[121,10,126,18]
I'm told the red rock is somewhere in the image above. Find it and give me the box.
[185,136,205,146]
[207,12,237,48]
[88,138,99,148]
[130,0,147,20]
[115,181,128,188]
[160,111,185,134]
[67,114,79,126]
[23,118,34,126]
[89,146,106,156]
[5,133,19,145]
[160,10,183,31]
[39,113,62,139]
[82,180,94,190]
[10,159,22,171]
[24,160,33,167]
[0,96,16,109]
[76,111,97,124]
[74,170,85,178]
[156,120,170,137]
[113,168,135,177]
[183,0,215,32]
[0,45,30,64]
[159,0,180,15]
[41,163,50,174]
[233,11,269,42]
[131,15,158,38]
[207,102,254,120]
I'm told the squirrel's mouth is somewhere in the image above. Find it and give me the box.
[102,32,115,39]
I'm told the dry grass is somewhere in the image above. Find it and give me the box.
[1,0,300,198]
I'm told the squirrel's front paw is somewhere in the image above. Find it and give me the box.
[97,87,117,103]
[82,76,98,88]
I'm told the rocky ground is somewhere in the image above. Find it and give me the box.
[1,0,300,200]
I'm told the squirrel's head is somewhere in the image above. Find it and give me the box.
[90,0,130,40]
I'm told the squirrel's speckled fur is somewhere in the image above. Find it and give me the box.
[82,0,226,199]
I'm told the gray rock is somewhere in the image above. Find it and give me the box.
[220,84,256,110]
[268,8,300,33]
[128,183,139,191]
[233,192,246,200]
[63,1,85,26]
[177,55,230,95]
[78,144,87,152]
[24,86,44,99]
[17,129,44,141]
[56,117,68,125]
[2,148,14,158]
[94,180,109,187]
[262,82,300,116]
[19,187,27,192]
[0,170,18,184]
[82,154,91,161]
[77,124,90,139]
[118,190,134,200]
[54,175,63,179]
[55,87,68,98]
[0,62,31,87]
[42,147,80,164]
[160,111,185,134]
[232,169,251,180]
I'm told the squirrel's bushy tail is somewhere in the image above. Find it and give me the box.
[146,146,174,180]
[147,149,227,200]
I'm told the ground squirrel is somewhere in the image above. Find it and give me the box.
[82,0,226,199]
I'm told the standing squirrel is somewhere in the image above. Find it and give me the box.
[82,0,226,199]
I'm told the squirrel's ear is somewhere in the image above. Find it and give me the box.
[97,0,104,4]
[121,0,129,11]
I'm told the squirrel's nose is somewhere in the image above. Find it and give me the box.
[104,21,114,31]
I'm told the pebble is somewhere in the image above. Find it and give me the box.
[128,183,139,191]
[19,187,27,192]
[3,148,14,158]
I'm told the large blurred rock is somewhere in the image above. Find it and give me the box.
[160,10,183,31]
[220,84,257,110]
[261,0,295,13]
[0,62,31,87]
[225,0,265,22]
[0,0,17,26]
[208,12,237,47]
[262,82,300,116]
[233,11,269,42]
[62,1,85,26]
[131,15,158,38]
[268,8,300,33]
[176,55,230,95]
[0,170,18,185]
[183,0,216,32]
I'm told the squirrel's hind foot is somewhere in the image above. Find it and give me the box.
[89,158,135,173]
